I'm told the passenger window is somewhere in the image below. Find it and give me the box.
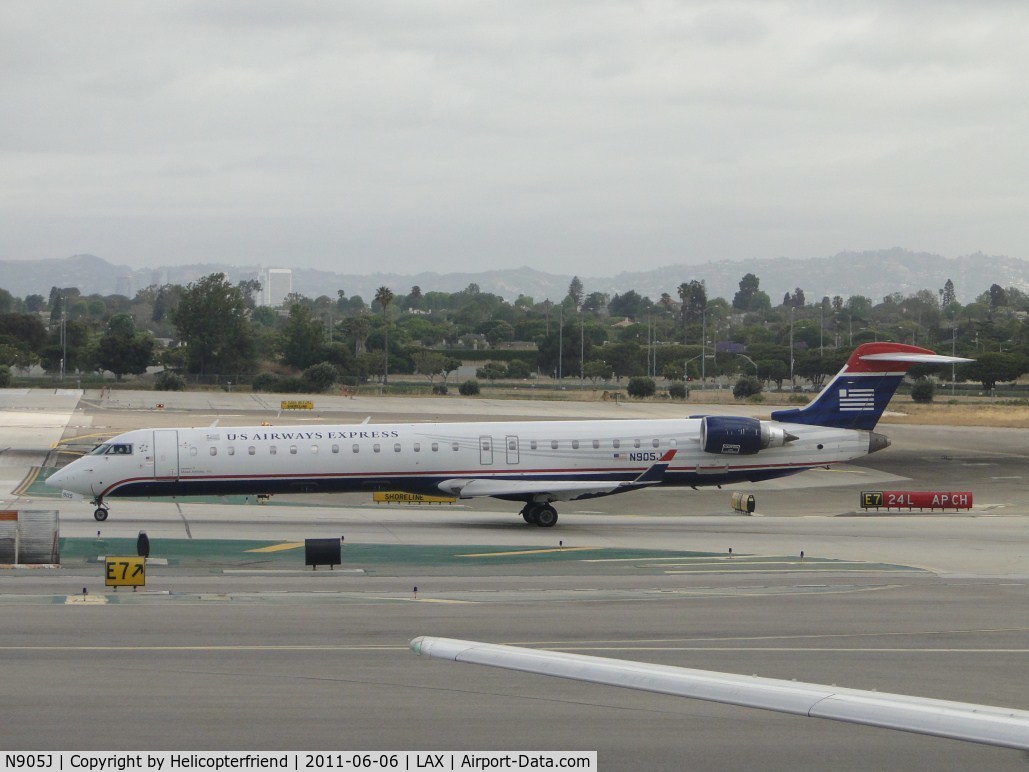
[508,440,516,451]
[374,444,381,453]
[592,440,599,449]
[209,447,217,456]
[227,446,235,456]
[270,446,277,455]
[452,442,459,451]
[652,439,660,448]
[290,445,298,455]
[613,439,620,449]
[572,440,579,450]
[551,440,558,450]
[431,442,439,452]
[414,443,421,452]
[311,445,318,454]
[332,444,339,454]
[530,440,538,450]
[248,446,255,455]
[634,439,641,449]
[352,444,360,453]
[189,447,198,457]
[394,443,402,453]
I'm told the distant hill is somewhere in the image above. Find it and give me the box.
[1,249,1025,306]
[0,254,137,298]
[588,249,1029,306]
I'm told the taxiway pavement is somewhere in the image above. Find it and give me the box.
[1,388,1027,770]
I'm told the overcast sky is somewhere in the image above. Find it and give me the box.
[2,1,1028,276]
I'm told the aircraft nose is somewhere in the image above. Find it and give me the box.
[46,466,68,490]
[46,463,81,492]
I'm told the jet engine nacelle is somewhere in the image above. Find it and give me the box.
[700,416,793,456]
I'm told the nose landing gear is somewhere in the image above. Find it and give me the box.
[91,499,109,522]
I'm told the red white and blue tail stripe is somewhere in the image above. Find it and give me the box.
[771,343,971,431]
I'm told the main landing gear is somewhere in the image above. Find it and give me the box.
[92,498,109,522]
[520,502,558,528]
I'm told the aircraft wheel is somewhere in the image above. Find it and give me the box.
[535,505,558,528]
[93,507,109,522]
[521,504,540,524]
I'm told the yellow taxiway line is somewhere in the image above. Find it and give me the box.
[245,542,306,553]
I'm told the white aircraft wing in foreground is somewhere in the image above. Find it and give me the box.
[411,636,1029,751]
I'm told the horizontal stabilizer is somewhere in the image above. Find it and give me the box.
[859,353,972,365]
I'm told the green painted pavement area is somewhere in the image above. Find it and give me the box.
[54,538,922,574]
[59,539,727,568]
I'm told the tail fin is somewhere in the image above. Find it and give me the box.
[771,343,971,430]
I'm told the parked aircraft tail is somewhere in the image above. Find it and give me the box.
[771,343,971,431]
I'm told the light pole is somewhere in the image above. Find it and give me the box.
[951,325,956,397]
[644,311,658,378]
[737,353,758,376]
[558,305,563,380]
[580,320,584,387]
[789,307,795,389]
[701,311,707,389]
[684,353,714,388]
[60,297,66,382]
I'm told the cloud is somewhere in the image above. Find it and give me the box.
[1,1,1028,273]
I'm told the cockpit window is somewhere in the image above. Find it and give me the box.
[89,443,133,456]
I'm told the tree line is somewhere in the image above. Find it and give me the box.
[0,271,1025,394]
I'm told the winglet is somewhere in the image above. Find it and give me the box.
[631,449,676,485]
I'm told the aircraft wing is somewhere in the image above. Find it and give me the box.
[437,478,641,501]
[410,636,1029,751]
[438,450,676,501]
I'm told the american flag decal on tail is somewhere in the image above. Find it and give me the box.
[839,387,876,411]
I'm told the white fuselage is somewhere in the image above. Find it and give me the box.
[48,417,874,504]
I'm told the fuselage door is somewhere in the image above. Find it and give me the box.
[153,429,179,480]
[505,435,520,465]
[479,435,493,466]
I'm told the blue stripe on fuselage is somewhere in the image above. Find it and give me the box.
[103,466,813,501]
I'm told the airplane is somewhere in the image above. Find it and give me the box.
[409,636,1029,751]
[46,342,970,526]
